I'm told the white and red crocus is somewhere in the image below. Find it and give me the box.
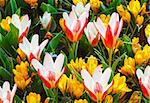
[31,53,66,89]
[84,22,100,47]
[63,2,90,42]
[81,67,113,102]
[0,81,17,103]
[136,66,150,99]
[94,12,123,49]
[11,14,31,42]
[19,34,48,62]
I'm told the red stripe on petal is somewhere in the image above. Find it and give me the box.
[37,69,51,88]
[104,25,113,48]
[29,53,35,62]
[91,34,99,47]
[18,27,29,43]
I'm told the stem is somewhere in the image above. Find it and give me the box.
[108,48,113,67]
[129,23,134,33]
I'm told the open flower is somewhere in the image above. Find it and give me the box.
[19,34,48,62]
[63,3,89,42]
[31,53,66,89]
[26,92,41,103]
[81,67,113,102]
[84,22,100,47]
[0,16,11,32]
[136,66,150,99]
[94,12,123,49]
[40,12,52,31]
[0,81,17,103]
[11,14,31,42]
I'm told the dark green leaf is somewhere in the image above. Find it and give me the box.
[14,95,22,103]
[40,2,57,13]
[10,0,18,14]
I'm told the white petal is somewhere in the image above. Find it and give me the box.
[148,36,150,45]
[78,12,87,33]
[10,84,17,103]
[54,53,64,73]
[136,69,144,80]
[12,14,21,30]
[31,59,45,71]
[93,66,102,83]
[144,66,150,77]
[43,53,54,71]
[102,80,113,94]
[31,34,39,48]
[63,12,72,28]
[116,18,123,39]
[81,69,95,93]
[21,15,30,33]
[85,3,91,12]
[94,17,106,38]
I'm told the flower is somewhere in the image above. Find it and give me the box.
[127,0,141,18]
[81,67,113,102]
[59,18,66,32]
[40,12,52,31]
[58,74,68,94]
[73,0,87,5]
[19,34,48,62]
[119,57,136,77]
[90,0,102,13]
[0,0,5,7]
[74,99,88,103]
[26,92,41,103]
[136,66,150,99]
[136,15,144,26]
[63,2,90,42]
[17,48,26,60]
[104,95,113,103]
[145,24,150,38]
[117,5,131,23]
[31,53,66,89]
[132,37,141,54]
[94,12,123,49]
[24,0,38,8]
[99,14,110,26]
[84,22,100,47]
[0,81,17,103]
[11,14,31,42]
[129,91,141,103]
[109,73,132,98]
[0,16,11,32]
[13,61,31,90]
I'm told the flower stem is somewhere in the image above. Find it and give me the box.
[108,48,113,67]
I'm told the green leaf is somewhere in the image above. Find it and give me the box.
[113,93,121,103]
[43,84,55,97]
[15,8,21,16]
[123,34,132,56]
[48,0,54,5]
[50,18,57,32]
[10,0,18,14]
[14,95,22,103]
[40,2,57,13]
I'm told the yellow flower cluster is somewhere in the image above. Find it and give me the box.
[74,99,88,103]
[134,44,150,65]
[26,92,41,103]
[0,16,11,32]
[99,14,110,26]
[132,37,141,54]
[58,74,84,98]
[119,57,136,77]
[90,0,102,13]
[16,48,26,63]
[24,0,38,8]
[108,73,132,98]
[13,61,31,90]
[68,55,98,75]
[73,0,87,5]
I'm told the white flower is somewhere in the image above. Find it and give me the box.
[40,12,52,30]
[19,34,48,62]
[11,14,31,42]
[0,81,17,103]
[31,53,66,88]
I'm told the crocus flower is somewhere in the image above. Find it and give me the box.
[12,14,31,42]
[136,66,150,99]
[63,3,89,42]
[94,12,123,49]
[73,0,87,5]
[40,12,52,31]
[0,81,17,103]
[81,67,113,102]
[84,22,100,47]
[19,34,48,62]
[26,92,41,103]
[31,53,66,89]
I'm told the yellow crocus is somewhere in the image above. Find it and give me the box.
[104,95,113,103]
[24,0,38,8]
[100,14,110,26]
[13,61,31,90]
[58,74,68,94]
[117,4,131,23]
[59,18,66,32]
[136,15,144,26]
[73,0,87,5]
[145,24,150,38]
[109,73,132,98]
[127,0,141,18]
[0,0,5,7]
[119,57,136,77]
[17,48,26,60]
[90,0,102,13]
[86,55,98,75]
[0,16,11,32]
[129,91,141,103]
[26,92,41,103]
[132,37,141,54]
[74,99,88,103]
[68,57,86,72]
[143,44,150,62]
